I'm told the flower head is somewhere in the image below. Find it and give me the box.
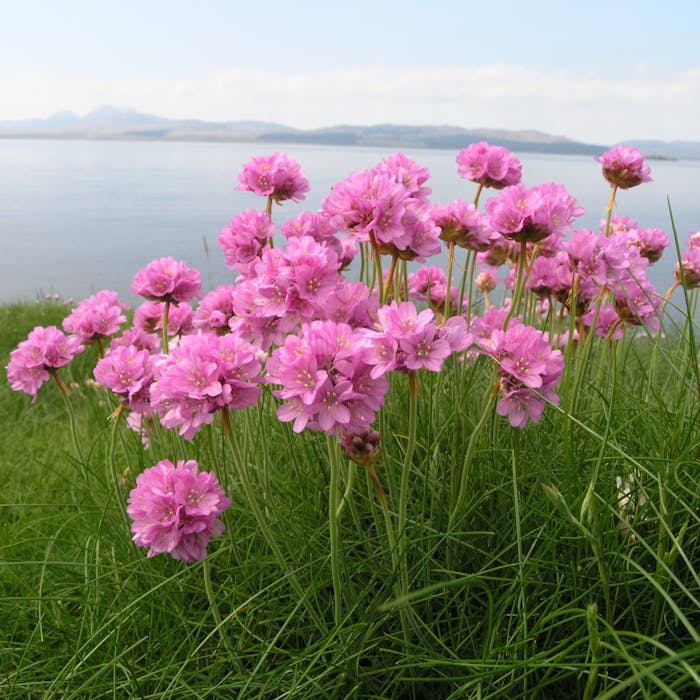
[62,290,129,345]
[131,257,201,304]
[6,326,84,401]
[127,459,231,562]
[595,145,651,189]
[456,142,522,189]
[236,153,310,203]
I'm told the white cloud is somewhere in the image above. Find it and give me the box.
[2,64,699,144]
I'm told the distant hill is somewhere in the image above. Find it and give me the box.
[1,105,697,159]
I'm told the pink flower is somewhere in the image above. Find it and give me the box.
[193,285,238,335]
[134,301,194,337]
[267,320,389,435]
[6,326,84,401]
[321,169,411,247]
[150,332,262,439]
[433,200,495,251]
[94,344,157,414]
[131,257,201,304]
[358,301,455,377]
[595,145,651,189]
[675,246,700,288]
[127,459,231,562]
[236,153,310,203]
[62,290,129,344]
[487,182,583,244]
[456,142,522,189]
[218,210,275,274]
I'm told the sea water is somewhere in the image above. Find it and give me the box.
[1,138,698,306]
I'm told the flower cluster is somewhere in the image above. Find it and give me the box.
[596,145,652,189]
[6,326,84,401]
[127,459,231,562]
[470,317,563,428]
[150,332,262,439]
[62,290,129,346]
[266,320,389,435]
[456,142,522,189]
[218,209,275,275]
[487,182,583,244]
[358,301,470,377]
[236,152,310,203]
[131,257,201,304]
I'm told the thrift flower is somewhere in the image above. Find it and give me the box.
[595,145,651,189]
[236,153,310,203]
[62,290,128,345]
[6,326,84,401]
[127,459,231,562]
[456,142,522,189]
[131,257,201,304]
[150,331,262,439]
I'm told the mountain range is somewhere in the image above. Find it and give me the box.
[1,105,697,160]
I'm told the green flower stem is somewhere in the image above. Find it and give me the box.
[220,408,326,633]
[202,557,239,663]
[603,184,619,237]
[503,240,528,328]
[444,241,456,319]
[327,435,344,628]
[473,183,484,208]
[449,388,497,528]
[384,253,399,302]
[398,374,419,597]
[369,231,385,304]
[335,458,355,520]
[161,300,171,354]
[459,249,476,321]
[511,429,530,695]
[51,370,85,465]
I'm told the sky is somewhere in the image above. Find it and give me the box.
[2,0,699,145]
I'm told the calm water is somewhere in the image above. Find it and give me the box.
[1,139,699,305]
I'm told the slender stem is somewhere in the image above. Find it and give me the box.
[335,459,355,519]
[449,389,497,527]
[51,370,84,465]
[444,241,456,319]
[503,240,528,328]
[202,557,239,662]
[511,429,529,694]
[473,183,484,209]
[161,300,171,354]
[396,373,419,615]
[368,231,385,303]
[384,254,399,302]
[220,408,326,632]
[603,184,618,237]
[265,195,273,218]
[327,435,344,627]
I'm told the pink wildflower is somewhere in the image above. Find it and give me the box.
[456,142,522,189]
[62,290,128,345]
[134,301,194,336]
[131,257,201,304]
[675,246,700,288]
[236,153,310,203]
[94,344,156,414]
[127,459,231,562]
[486,182,583,244]
[193,285,238,335]
[6,326,84,401]
[218,210,275,275]
[433,200,495,251]
[595,145,651,189]
[267,320,389,435]
[150,332,262,440]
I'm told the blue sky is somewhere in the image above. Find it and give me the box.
[2,0,698,144]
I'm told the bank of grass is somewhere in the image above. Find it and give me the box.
[1,297,699,699]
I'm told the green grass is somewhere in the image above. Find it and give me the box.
[1,296,699,699]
